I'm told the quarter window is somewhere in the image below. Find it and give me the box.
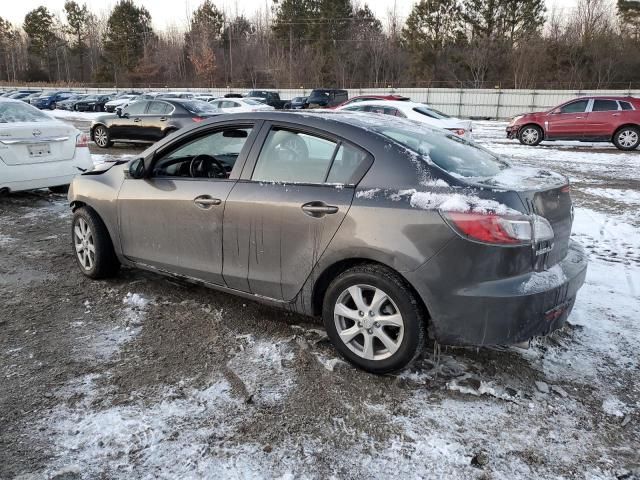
[592,100,619,112]
[619,101,633,111]
[559,100,589,114]
[326,144,370,184]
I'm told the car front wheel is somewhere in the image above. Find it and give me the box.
[613,126,640,151]
[518,125,543,146]
[72,207,120,279]
[323,264,426,374]
[93,126,112,148]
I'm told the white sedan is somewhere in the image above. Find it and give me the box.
[0,99,93,193]
[207,98,274,113]
[337,100,473,139]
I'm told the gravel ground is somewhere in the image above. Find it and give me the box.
[0,119,639,479]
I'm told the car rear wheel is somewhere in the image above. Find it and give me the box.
[323,264,426,374]
[49,102,56,110]
[72,207,120,279]
[613,126,640,151]
[93,126,112,148]
[518,125,543,146]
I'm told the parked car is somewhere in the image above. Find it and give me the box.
[7,90,41,100]
[337,100,473,139]
[195,95,217,102]
[208,97,274,113]
[287,96,307,109]
[32,91,75,110]
[22,91,44,103]
[245,90,288,109]
[73,94,114,112]
[90,98,221,148]
[156,92,195,99]
[0,90,17,97]
[507,96,640,151]
[68,111,587,374]
[104,95,139,113]
[0,98,92,194]
[333,94,410,109]
[306,89,348,108]
[56,94,89,111]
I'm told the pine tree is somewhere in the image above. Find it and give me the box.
[64,1,90,81]
[23,7,57,81]
[103,0,154,83]
[618,0,640,40]
[185,0,224,86]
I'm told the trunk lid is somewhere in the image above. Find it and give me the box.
[0,121,78,165]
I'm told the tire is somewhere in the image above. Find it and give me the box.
[517,124,543,146]
[49,102,56,110]
[93,125,113,148]
[49,185,69,194]
[71,207,120,279]
[612,126,640,151]
[322,264,426,374]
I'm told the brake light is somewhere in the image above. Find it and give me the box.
[446,128,466,136]
[192,117,204,122]
[76,133,89,148]
[441,212,554,246]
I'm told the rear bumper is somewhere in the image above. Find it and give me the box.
[406,240,588,346]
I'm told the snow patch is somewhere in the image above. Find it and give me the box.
[410,191,516,215]
[520,265,567,294]
[355,188,380,199]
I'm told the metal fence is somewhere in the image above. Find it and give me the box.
[4,86,640,119]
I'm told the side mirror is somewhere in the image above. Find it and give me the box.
[128,158,145,179]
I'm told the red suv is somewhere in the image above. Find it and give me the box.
[506,96,640,151]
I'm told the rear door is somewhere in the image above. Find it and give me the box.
[546,99,591,140]
[222,122,372,299]
[143,101,174,141]
[582,99,621,139]
[118,123,259,284]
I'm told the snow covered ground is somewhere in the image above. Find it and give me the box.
[1,119,639,479]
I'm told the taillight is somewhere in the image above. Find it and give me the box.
[446,128,466,136]
[192,117,204,122]
[441,211,554,246]
[76,133,89,148]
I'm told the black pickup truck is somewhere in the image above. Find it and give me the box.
[246,90,289,109]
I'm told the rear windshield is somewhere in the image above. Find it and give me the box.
[0,102,52,123]
[180,101,221,114]
[373,123,507,178]
[413,106,450,119]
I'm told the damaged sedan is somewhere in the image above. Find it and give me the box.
[67,111,587,373]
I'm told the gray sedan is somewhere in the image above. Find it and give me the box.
[68,111,587,373]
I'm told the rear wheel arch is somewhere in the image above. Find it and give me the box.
[311,258,432,321]
[612,124,640,150]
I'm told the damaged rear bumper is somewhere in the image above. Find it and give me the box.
[406,240,588,346]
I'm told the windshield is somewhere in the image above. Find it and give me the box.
[181,101,221,114]
[372,123,507,178]
[0,102,53,123]
[83,96,98,101]
[309,90,330,101]
[413,106,450,119]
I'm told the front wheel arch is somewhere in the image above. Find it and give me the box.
[517,123,544,146]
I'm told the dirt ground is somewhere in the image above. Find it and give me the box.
[0,121,639,479]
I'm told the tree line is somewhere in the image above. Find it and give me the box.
[0,0,638,89]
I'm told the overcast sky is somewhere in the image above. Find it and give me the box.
[2,0,579,29]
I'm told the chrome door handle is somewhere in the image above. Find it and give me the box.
[575,116,583,119]
[159,117,167,121]
[194,195,222,209]
[134,118,141,122]
[301,202,339,217]
[612,113,621,116]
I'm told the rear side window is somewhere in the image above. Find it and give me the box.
[619,101,633,111]
[252,129,337,183]
[592,100,619,112]
[559,100,589,114]
[148,101,172,115]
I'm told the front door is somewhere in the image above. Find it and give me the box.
[222,124,372,299]
[118,124,257,284]
[110,101,149,140]
[545,98,591,140]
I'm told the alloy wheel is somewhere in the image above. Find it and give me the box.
[94,127,108,147]
[333,284,404,361]
[617,129,639,149]
[74,218,95,271]
[521,127,540,145]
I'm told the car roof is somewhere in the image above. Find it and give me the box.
[341,100,424,109]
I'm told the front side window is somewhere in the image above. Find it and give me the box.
[559,100,589,114]
[152,127,253,178]
[252,129,338,184]
[592,100,619,112]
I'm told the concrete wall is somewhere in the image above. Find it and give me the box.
[8,86,639,119]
